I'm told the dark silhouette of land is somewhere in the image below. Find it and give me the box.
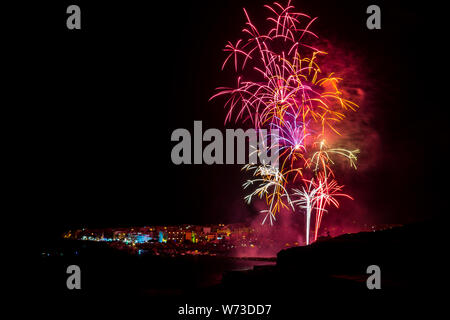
[37,219,441,317]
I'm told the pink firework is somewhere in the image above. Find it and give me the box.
[211,1,360,245]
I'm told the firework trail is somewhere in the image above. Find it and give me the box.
[291,179,319,245]
[309,173,354,242]
[211,1,360,244]
[242,163,295,225]
[307,139,359,175]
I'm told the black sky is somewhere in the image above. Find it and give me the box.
[20,0,445,244]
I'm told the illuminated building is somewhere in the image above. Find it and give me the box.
[217,227,231,237]
[185,231,198,243]
[158,231,167,243]
[136,234,151,243]
[203,227,211,234]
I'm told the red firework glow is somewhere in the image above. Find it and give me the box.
[211,1,360,245]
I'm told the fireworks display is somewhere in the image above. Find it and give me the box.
[211,1,360,245]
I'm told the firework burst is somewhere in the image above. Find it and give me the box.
[212,1,360,245]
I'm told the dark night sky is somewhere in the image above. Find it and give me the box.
[19,0,445,244]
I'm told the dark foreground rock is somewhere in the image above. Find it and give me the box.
[217,219,442,313]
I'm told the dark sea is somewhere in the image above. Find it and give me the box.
[38,239,276,298]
